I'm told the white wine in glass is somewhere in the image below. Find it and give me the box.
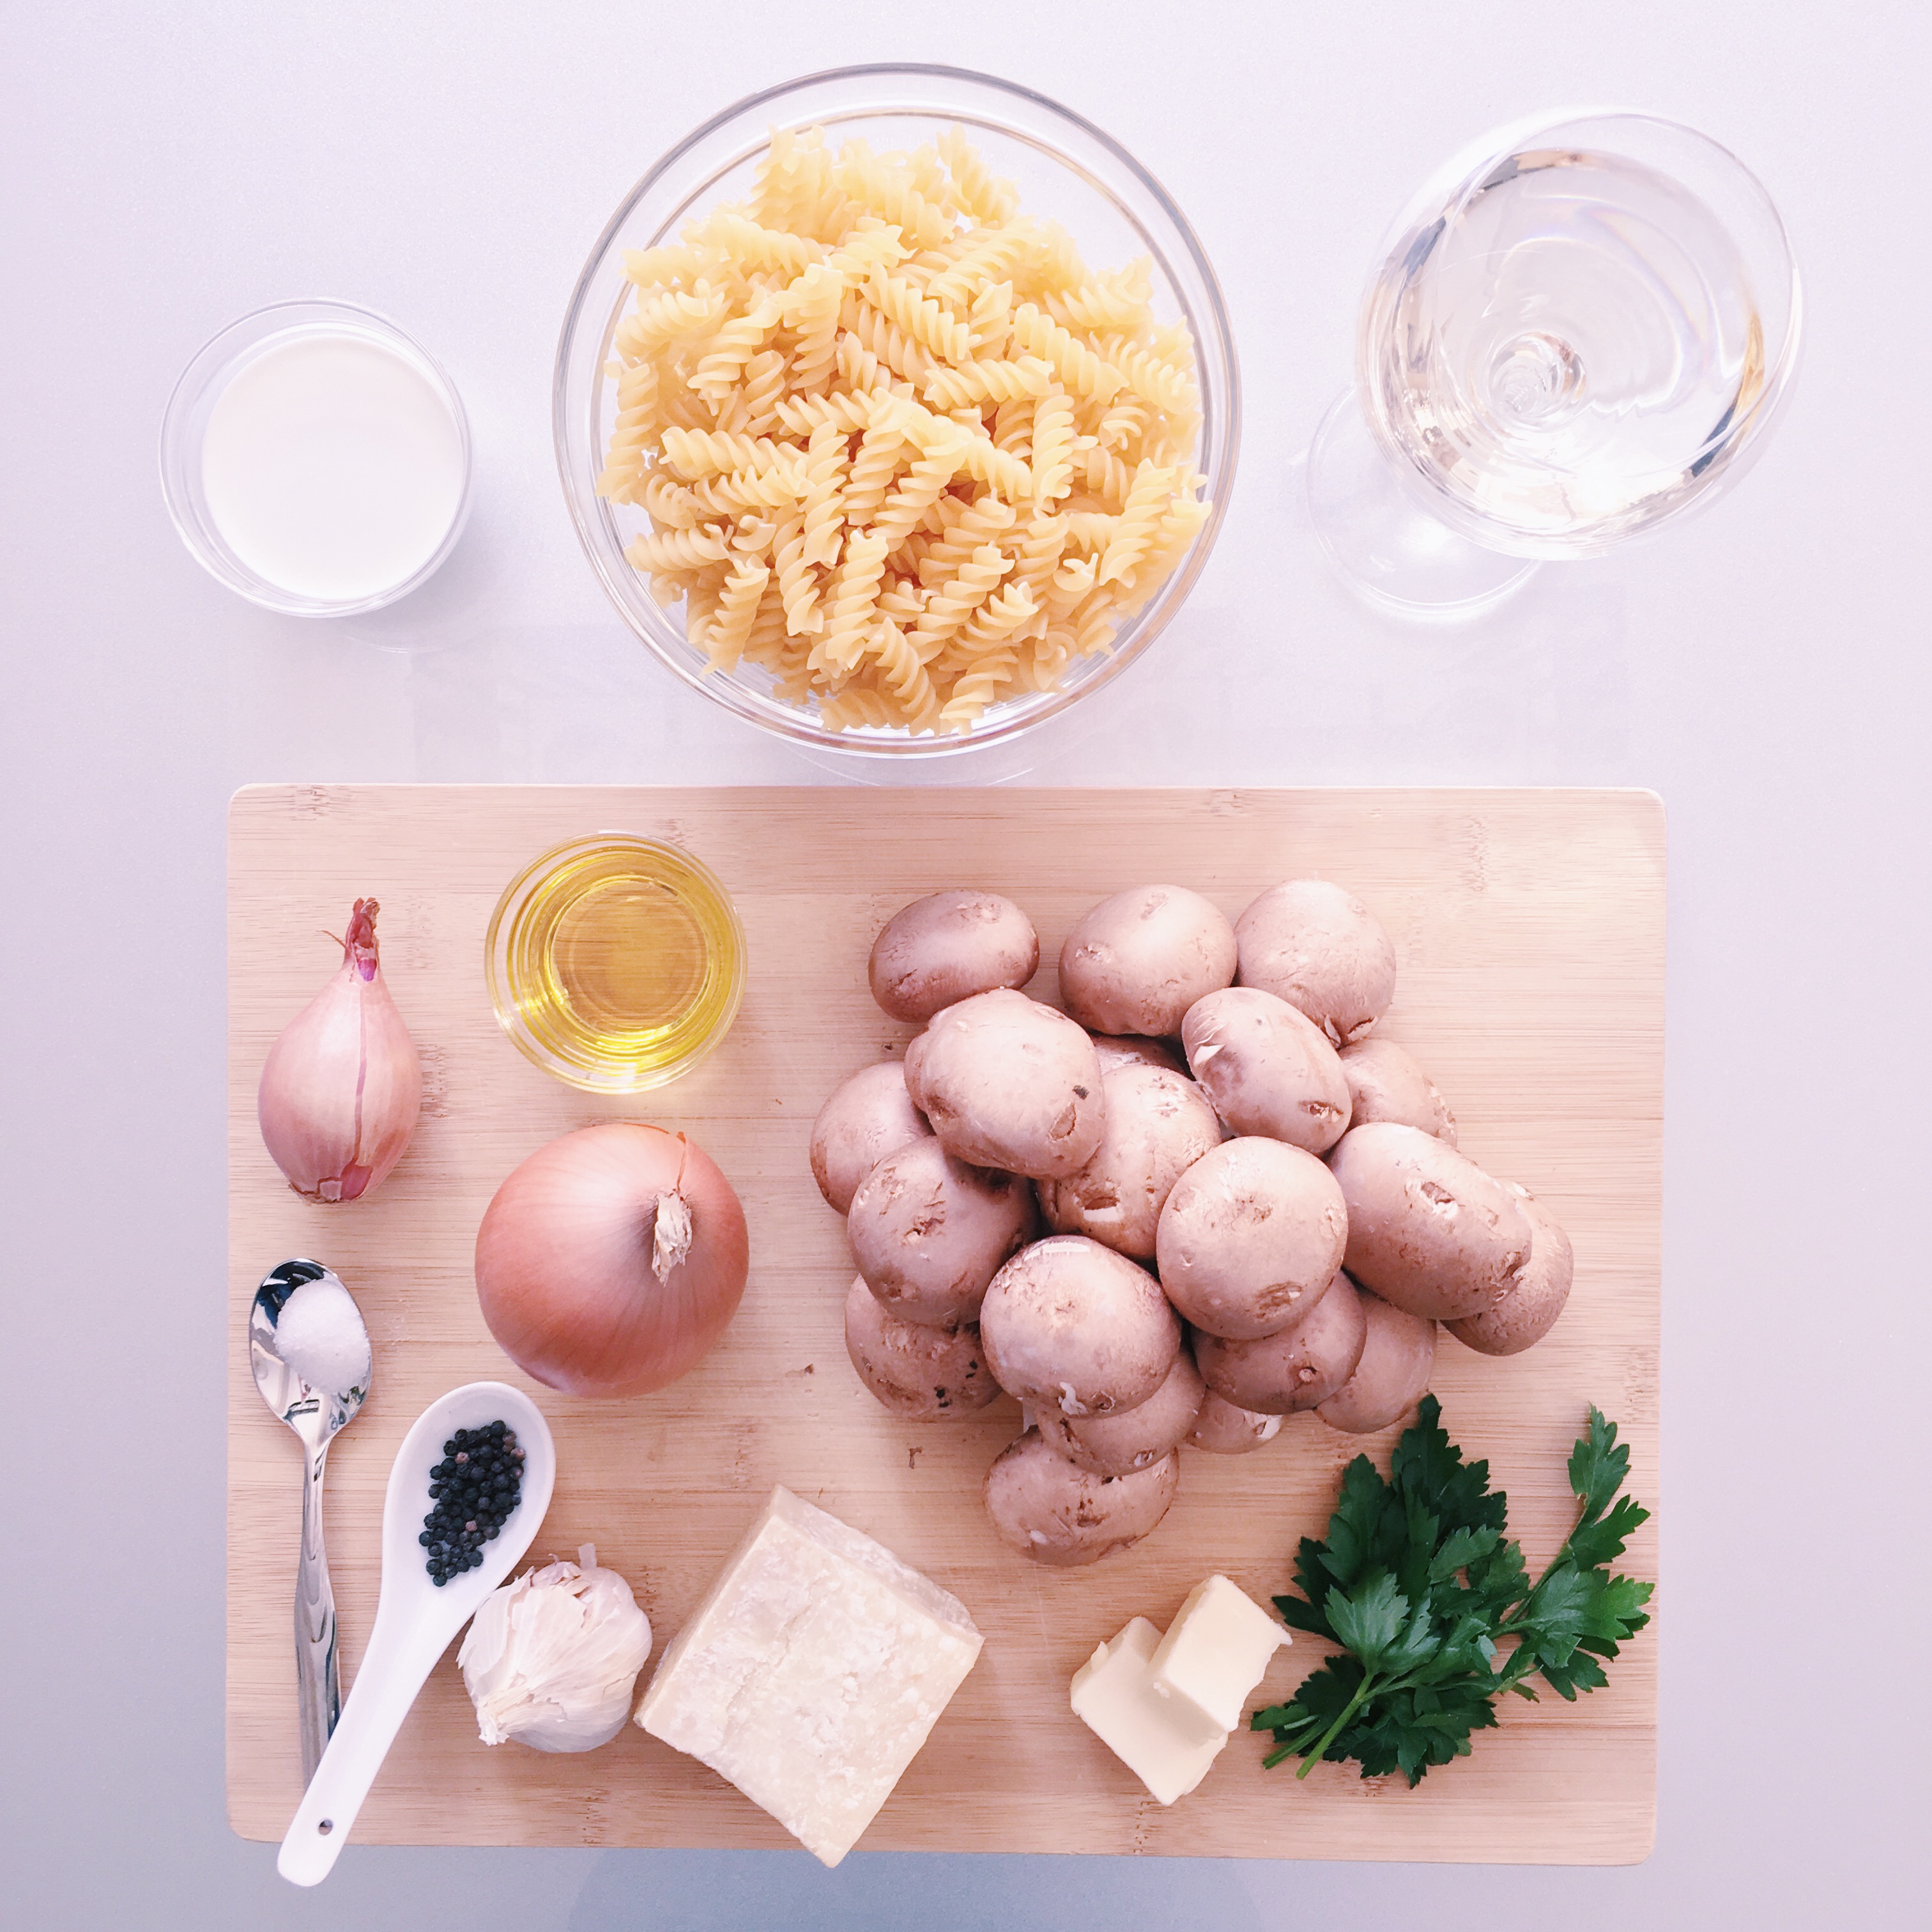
[1309,111,1801,617]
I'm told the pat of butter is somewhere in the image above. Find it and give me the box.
[1148,1574,1292,1735]
[1070,1617,1229,1804]
[636,1487,981,1867]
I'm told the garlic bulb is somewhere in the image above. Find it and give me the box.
[457,1545,653,1752]
[258,898,422,1202]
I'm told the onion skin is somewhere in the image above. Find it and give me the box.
[257,899,422,1202]
[475,1123,749,1399]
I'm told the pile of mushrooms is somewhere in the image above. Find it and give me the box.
[809,883,1573,1568]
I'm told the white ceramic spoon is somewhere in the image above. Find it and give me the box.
[277,1379,556,1886]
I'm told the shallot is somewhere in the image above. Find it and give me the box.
[474,1122,749,1397]
[257,899,422,1202]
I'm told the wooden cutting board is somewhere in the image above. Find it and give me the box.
[227,785,1662,1862]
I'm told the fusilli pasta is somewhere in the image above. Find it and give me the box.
[597,123,1211,733]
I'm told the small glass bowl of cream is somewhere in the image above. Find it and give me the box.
[159,299,471,617]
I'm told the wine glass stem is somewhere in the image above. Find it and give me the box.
[1305,391,1538,621]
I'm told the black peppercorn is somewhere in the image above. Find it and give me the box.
[420,1417,525,1581]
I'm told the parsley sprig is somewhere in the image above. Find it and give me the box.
[1251,1396,1652,1786]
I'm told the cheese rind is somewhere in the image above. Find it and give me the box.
[1069,1617,1228,1804]
[636,1487,981,1866]
[1147,1572,1291,1734]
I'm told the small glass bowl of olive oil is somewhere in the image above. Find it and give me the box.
[486,834,746,1092]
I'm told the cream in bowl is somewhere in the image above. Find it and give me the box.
[160,300,471,617]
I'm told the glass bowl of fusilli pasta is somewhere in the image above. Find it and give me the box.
[556,65,1237,755]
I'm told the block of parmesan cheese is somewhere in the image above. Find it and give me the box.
[635,1487,982,1866]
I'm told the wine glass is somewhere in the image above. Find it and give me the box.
[1307,109,1802,618]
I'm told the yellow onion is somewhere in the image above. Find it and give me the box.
[475,1123,749,1397]
[257,898,423,1202]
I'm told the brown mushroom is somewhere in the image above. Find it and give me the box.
[983,1428,1179,1567]
[1326,1122,1531,1321]
[1089,1034,1188,1077]
[905,988,1106,1179]
[1036,1063,1223,1261]
[1058,885,1238,1038]
[1192,1271,1368,1413]
[1185,1390,1284,1454]
[1445,1184,1574,1356]
[979,1234,1180,1417]
[1315,1284,1438,1434]
[1181,986,1351,1154]
[1038,1344,1206,1476]
[1337,1038,1457,1146]
[843,1276,1002,1418]
[847,1137,1037,1330]
[1234,878,1397,1045]
[1154,1136,1349,1340]
[809,1060,933,1214]
[868,889,1039,1023]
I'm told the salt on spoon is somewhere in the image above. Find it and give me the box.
[273,1270,373,1397]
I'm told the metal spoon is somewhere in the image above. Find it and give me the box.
[250,1259,371,1782]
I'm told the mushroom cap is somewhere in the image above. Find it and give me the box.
[983,1427,1180,1567]
[905,988,1107,1179]
[809,1059,933,1214]
[1337,1037,1457,1146]
[870,889,1039,1023]
[1089,1034,1188,1077]
[847,1135,1037,1330]
[1059,884,1238,1038]
[1185,1389,1284,1454]
[1315,1284,1438,1433]
[1038,1343,1206,1476]
[1192,1269,1368,1414]
[1181,985,1351,1153]
[1234,878,1397,1045]
[1037,1062,1223,1261]
[1155,1135,1349,1340]
[1326,1122,1531,1320]
[843,1275,1002,1419]
[1446,1184,1574,1356]
[979,1234,1180,1416]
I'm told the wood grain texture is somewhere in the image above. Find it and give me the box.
[227,785,1662,1861]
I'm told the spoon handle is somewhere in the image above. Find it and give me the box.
[277,1602,448,1887]
[295,1438,341,1782]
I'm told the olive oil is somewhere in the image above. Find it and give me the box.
[487,836,745,1091]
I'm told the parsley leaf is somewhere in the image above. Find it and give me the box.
[1565,1491,1650,1572]
[1320,1454,1403,1587]
[1428,1523,1501,1584]
[1568,1404,1634,1522]
[1327,1571,1409,1667]
[1253,1398,1653,1786]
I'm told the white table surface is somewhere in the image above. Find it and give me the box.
[4,3,1927,1926]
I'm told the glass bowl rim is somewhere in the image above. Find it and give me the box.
[552,61,1240,760]
[483,830,749,1094]
[157,296,475,618]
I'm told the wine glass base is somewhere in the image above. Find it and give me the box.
[1307,392,1538,620]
